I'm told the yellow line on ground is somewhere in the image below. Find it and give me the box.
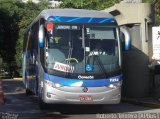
[13,78,22,80]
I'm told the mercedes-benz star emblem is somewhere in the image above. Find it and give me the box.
[83,87,88,92]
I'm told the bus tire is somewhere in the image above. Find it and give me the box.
[38,98,48,109]
[26,88,34,96]
[25,73,33,96]
[38,88,48,109]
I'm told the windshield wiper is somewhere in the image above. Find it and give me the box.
[92,55,108,78]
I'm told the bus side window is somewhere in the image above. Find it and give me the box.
[33,22,39,53]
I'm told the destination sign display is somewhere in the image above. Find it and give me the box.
[55,25,80,30]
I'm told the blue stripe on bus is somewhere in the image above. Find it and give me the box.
[88,18,93,23]
[54,16,61,22]
[99,18,113,23]
[47,16,116,24]
[43,73,122,87]
[67,17,83,22]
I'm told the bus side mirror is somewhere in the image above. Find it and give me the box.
[38,25,45,48]
[120,27,131,51]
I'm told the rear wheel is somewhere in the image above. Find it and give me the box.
[25,76,33,96]
[26,88,34,96]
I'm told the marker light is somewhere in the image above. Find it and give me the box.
[46,22,54,31]
[38,25,44,48]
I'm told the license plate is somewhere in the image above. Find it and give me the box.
[79,96,92,101]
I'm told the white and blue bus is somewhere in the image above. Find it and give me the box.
[22,9,130,109]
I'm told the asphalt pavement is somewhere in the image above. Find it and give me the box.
[1,79,160,119]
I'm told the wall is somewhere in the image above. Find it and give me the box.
[103,3,154,98]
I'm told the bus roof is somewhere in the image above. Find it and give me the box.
[40,9,114,20]
[40,9,117,24]
[25,9,117,31]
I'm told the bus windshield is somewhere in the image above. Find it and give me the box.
[45,24,120,77]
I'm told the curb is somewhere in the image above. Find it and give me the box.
[122,98,160,108]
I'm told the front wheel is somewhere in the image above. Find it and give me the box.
[38,97,48,110]
[38,88,48,109]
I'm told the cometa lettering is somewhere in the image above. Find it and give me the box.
[78,75,94,79]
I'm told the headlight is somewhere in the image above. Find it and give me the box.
[44,80,63,88]
[107,81,122,89]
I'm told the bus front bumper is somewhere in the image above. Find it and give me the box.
[42,83,121,104]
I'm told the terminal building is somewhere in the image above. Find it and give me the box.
[103,0,156,98]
